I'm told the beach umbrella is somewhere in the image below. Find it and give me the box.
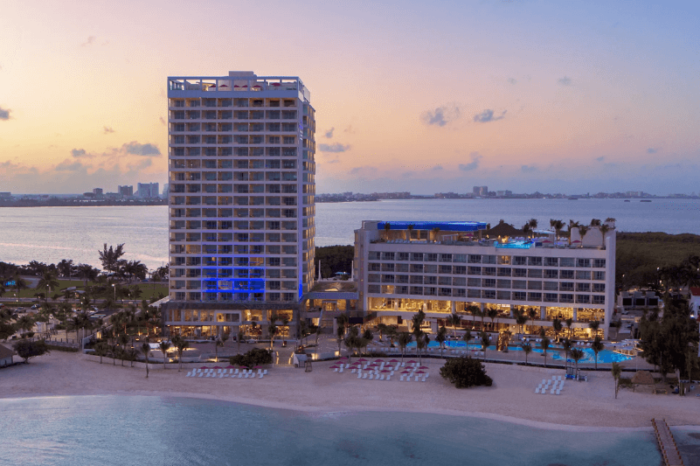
[200,366,209,369]
[340,356,348,360]
[213,366,222,369]
[407,360,417,364]
[226,365,235,368]
[418,366,429,370]
[330,365,340,369]
[220,84,229,88]
[374,358,383,362]
[358,358,368,362]
[254,366,262,369]
[401,370,411,374]
[389,359,399,363]
[415,370,425,375]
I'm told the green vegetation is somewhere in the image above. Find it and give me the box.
[440,356,493,389]
[13,339,50,363]
[616,232,700,289]
[314,245,354,279]
[229,348,273,368]
[4,279,168,301]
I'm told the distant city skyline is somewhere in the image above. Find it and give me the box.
[1,1,699,195]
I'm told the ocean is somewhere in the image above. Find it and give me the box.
[0,198,698,270]
[0,395,686,466]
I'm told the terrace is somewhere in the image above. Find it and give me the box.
[168,74,311,102]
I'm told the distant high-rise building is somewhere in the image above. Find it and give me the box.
[118,185,134,196]
[473,186,488,196]
[163,70,316,340]
[137,182,159,198]
[93,188,103,196]
[161,183,169,198]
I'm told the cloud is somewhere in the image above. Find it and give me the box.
[647,147,658,154]
[349,166,376,175]
[431,165,444,171]
[458,152,482,172]
[121,141,161,156]
[595,156,605,162]
[103,126,115,134]
[344,125,356,134]
[71,148,94,158]
[473,109,506,123]
[558,76,572,86]
[159,117,166,126]
[520,165,538,173]
[81,36,96,47]
[507,78,517,85]
[326,159,340,164]
[0,106,11,120]
[420,105,460,127]
[319,143,350,153]
[324,128,334,139]
[56,159,85,172]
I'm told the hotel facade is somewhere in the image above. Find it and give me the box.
[354,221,616,339]
[163,71,316,339]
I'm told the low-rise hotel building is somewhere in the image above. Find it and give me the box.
[354,220,616,339]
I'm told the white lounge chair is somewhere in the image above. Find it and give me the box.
[535,388,540,394]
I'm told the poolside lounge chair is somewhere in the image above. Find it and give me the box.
[259,373,264,378]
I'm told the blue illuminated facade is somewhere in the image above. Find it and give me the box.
[376,221,487,232]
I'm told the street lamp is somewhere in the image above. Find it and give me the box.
[112,284,116,301]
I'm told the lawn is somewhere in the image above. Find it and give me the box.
[7,278,168,301]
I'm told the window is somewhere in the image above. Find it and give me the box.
[439,288,452,297]
[453,277,466,286]
[483,267,496,276]
[482,290,496,299]
[497,268,511,277]
[512,280,527,290]
[544,293,558,303]
[382,252,395,261]
[544,257,559,267]
[396,263,409,273]
[528,292,542,301]
[576,295,591,304]
[424,264,437,274]
[560,294,574,303]
[593,283,605,292]
[410,276,423,284]
[577,259,590,268]
[544,281,558,291]
[425,287,437,296]
[483,279,496,288]
[576,283,590,292]
[397,252,409,261]
[438,277,451,285]
[560,258,575,267]
[424,276,437,285]
[513,291,527,301]
[560,270,574,279]
[483,255,496,264]
[369,263,381,272]
[468,289,481,298]
[410,286,423,295]
[528,257,542,266]
[454,266,467,274]
[528,269,542,278]
[545,270,558,279]
[454,254,467,263]
[513,256,527,266]
[439,265,452,274]
[425,253,438,262]
[469,255,482,264]
[382,275,395,283]
[593,295,605,304]
[411,253,423,261]
[528,281,542,290]
[382,263,395,272]
[468,266,482,275]
[467,278,481,287]
[497,279,511,289]
[575,271,591,280]
[368,251,380,260]
[560,282,574,291]
[513,268,527,277]
[593,259,606,268]
[368,285,380,294]
[593,271,606,280]
[497,291,511,300]
[440,254,452,262]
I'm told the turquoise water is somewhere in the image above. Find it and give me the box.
[0,395,680,466]
[407,341,633,364]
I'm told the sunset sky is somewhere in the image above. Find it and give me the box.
[1,0,698,195]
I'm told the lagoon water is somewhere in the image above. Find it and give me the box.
[0,395,676,466]
[0,198,699,270]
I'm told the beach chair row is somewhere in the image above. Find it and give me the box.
[535,376,564,395]
[357,372,393,381]
[186,368,268,379]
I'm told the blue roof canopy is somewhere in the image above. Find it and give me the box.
[376,221,487,232]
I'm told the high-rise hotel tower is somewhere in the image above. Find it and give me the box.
[164,71,316,339]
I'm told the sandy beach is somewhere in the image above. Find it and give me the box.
[1,349,699,431]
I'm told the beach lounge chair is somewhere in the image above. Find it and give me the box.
[387,376,391,381]
[263,369,268,375]
[358,372,362,379]
[556,390,561,395]
[199,373,204,377]
[234,369,239,374]
[259,373,264,379]
[238,372,243,378]
[244,372,249,378]
[400,375,405,381]
[535,388,540,394]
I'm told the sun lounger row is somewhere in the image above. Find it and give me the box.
[357,372,392,381]
[185,368,268,379]
[535,376,564,395]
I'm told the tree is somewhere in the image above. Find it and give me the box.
[480,331,490,360]
[527,218,538,237]
[411,310,426,337]
[397,332,412,362]
[376,323,388,342]
[570,348,584,375]
[591,336,604,370]
[561,338,573,363]
[436,326,447,358]
[514,309,528,335]
[611,362,622,399]
[12,274,28,296]
[173,336,189,372]
[565,318,574,339]
[522,342,532,365]
[141,342,151,378]
[383,222,391,240]
[99,243,126,274]
[336,325,345,355]
[118,333,130,366]
[577,225,589,247]
[527,307,539,334]
[229,348,273,368]
[94,341,108,364]
[416,332,428,365]
[37,270,60,295]
[462,329,472,347]
[237,329,245,354]
[552,318,562,342]
[362,328,373,348]
[540,337,550,368]
[431,227,440,243]
[15,314,35,335]
[550,219,564,238]
[589,320,600,339]
[590,218,602,227]
[440,356,493,389]
[57,259,74,278]
[159,341,171,369]
[13,339,50,363]
[406,224,414,242]
[77,263,99,287]
[448,312,461,338]
[487,307,499,332]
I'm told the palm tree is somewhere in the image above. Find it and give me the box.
[527,218,538,237]
[515,310,528,336]
[561,338,572,363]
[237,329,245,354]
[521,223,532,237]
[590,218,601,227]
[540,337,550,368]
[12,274,28,297]
[549,219,564,238]
[591,336,604,370]
[527,307,539,334]
[577,225,589,247]
[336,325,345,355]
[411,310,426,337]
[487,307,499,332]
[362,328,373,353]
[37,270,59,294]
[383,222,391,240]
[570,348,584,376]
[565,318,574,339]
[480,331,490,360]
[141,342,151,378]
[462,329,472,347]
[611,362,622,399]
[416,332,428,365]
[397,332,412,362]
[468,305,485,330]
[436,326,447,357]
[336,314,349,337]
[214,337,225,362]
[376,323,388,342]
[406,224,414,242]
[522,342,532,365]
[599,224,611,248]
[159,341,171,369]
[588,320,600,339]
[448,312,461,338]
[118,333,130,366]
[431,227,440,243]
[94,341,108,364]
[552,318,562,342]
[99,243,126,274]
[174,337,189,372]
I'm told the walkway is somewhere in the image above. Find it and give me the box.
[652,418,684,466]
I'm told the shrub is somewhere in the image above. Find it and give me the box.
[229,348,273,368]
[13,339,50,363]
[440,356,493,389]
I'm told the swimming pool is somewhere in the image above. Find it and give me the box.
[405,340,633,364]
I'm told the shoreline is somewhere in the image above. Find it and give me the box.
[0,390,670,433]
[2,351,700,431]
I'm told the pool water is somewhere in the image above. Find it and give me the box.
[0,395,675,466]
[406,340,633,364]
